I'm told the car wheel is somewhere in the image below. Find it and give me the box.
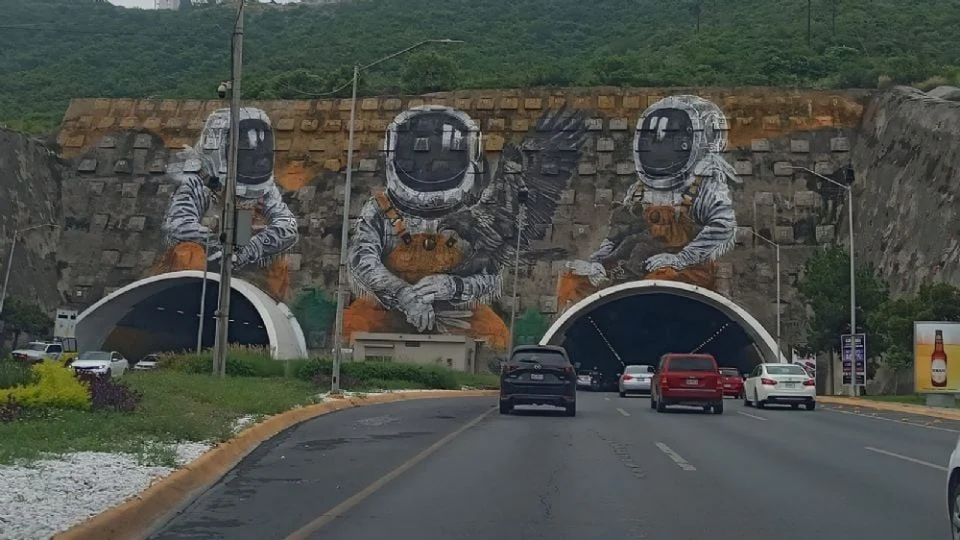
[619,391,627,398]
[565,404,576,417]
[743,392,751,407]
[791,403,800,410]
[499,402,512,415]
[755,390,765,409]
[656,399,666,413]
[714,402,724,414]
[805,401,816,411]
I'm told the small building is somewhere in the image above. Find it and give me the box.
[351,332,483,373]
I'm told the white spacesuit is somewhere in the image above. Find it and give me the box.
[161,107,299,270]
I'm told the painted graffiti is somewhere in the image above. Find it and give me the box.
[557,95,740,310]
[156,107,300,300]
[344,105,586,351]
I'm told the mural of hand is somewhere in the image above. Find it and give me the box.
[397,287,436,332]
[644,253,686,272]
[410,274,458,303]
[566,260,608,287]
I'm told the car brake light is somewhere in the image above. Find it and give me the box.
[803,378,815,386]
[562,366,575,376]
[503,364,519,374]
[622,374,633,381]
[760,377,777,386]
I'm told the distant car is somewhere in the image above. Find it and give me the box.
[71,350,129,378]
[947,436,960,539]
[650,353,723,414]
[743,363,816,410]
[576,371,593,389]
[619,365,654,397]
[719,367,744,398]
[133,354,159,371]
[11,341,65,364]
[499,345,577,416]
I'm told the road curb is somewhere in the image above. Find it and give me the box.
[818,395,960,420]
[53,389,498,540]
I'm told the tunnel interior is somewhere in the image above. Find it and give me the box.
[101,280,269,361]
[559,292,763,378]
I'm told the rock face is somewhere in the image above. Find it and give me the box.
[0,129,64,313]
[928,86,960,102]
[851,86,960,296]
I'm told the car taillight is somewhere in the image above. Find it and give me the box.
[760,377,777,386]
[622,374,633,381]
[803,378,815,386]
[503,365,519,374]
[563,366,575,376]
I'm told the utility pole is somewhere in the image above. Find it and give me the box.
[213,0,244,377]
[508,188,530,349]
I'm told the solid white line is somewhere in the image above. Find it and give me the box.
[604,397,611,401]
[737,411,767,421]
[864,446,948,472]
[655,442,696,471]
[617,407,630,417]
[829,408,960,433]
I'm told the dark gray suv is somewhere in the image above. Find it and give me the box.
[499,345,577,416]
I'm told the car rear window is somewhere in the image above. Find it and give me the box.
[766,364,807,376]
[511,351,568,366]
[719,368,739,376]
[666,356,716,372]
[625,365,653,374]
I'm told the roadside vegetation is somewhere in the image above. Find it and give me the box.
[0,347,498,465]
[1,0,959,132]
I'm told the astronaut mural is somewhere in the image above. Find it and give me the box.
[558,95,739,309]
[344,105,585,351]
[157,107,299,300]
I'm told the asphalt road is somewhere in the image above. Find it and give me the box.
[150,392,957,540]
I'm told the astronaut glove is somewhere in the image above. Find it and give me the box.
[566,260,608,287]
[644,253,687,272]
[397,287,436,332]
[410,274,458,303]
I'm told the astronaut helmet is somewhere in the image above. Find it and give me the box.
[633,95,729,191]
[383,105,483,216]
[195,107,276,199]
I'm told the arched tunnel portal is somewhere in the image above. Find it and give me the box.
[540,280,784,377]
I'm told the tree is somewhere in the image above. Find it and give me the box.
[400,52,458,95]
[796,245,888,355]
[291,289,336,350]
[0,297,53,349]
[512,309,551,347]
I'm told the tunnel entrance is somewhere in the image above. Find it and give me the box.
[540,280,782,378]
[75,271,309,360]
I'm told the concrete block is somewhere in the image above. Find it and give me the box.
[287,253,302,271]
[762,115,781,131]
[88,181,105,195]
[830,137,851,152]
[301,119,319,132]
[114,159,133,175]
[523,98,542,110]
[275,139,292,152]
[735,226,753,245]
[734,160,753,176]
[98,136,117,149]
[616,162,635,176]
[121,182,141,198]
[539,296,558,314]
[134,134,153,149]
[573,224,591,238]
[597,96,615,109]
[487,118,506,131]
[361,98,379,111]
[118,253,138,269]
[578,163,597,176]
[814,161,834,175]
[551,260,568,276]
[382,98,402,111]
[511,119,529,132]
[91,213,109,231]
[323,120,342,132]
[816,224,835,243]
[500,97,519,110]
[559,189,576,205]
[540,162,559,176]
[794,190,819,208]
[276,118,296,131]
[164,117,185,129]
[157,183,175,197]
[597,138,615,152]
[485,135,505,152]
[359,159,378,172]
[775,226,795,244]
[595,188,613,205]
[338,99,353,111]
[609,118,629,131]
[77,158,98,174]
[755,192,775,206]
[790,139,810,153]
[127,216,146,232]
[143,118,161,130]
[321,253,339,268]
[101,250,120,266]
[120,117,138,129]
[149,158,166,174]
[585,118,604,131]
[297,186,316,202]
[477,98,495,110]
[751,139,771,152]
[139,251,156,267]
[716,262,734,279]
[622,96,642,109]
[773,162,795,176]
[98,117,115,129]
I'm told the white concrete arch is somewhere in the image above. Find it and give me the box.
[540,280,785,363]
[75,270,308,359]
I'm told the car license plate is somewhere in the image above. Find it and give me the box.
[530,373,544,381]
[686,378,698,386]
[723,384,731,388]
[782,382,796,388]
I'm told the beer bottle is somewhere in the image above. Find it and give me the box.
[932,330,948,388]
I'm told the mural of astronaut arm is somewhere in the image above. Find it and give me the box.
[232,182,299,268]
[159,146,222,270]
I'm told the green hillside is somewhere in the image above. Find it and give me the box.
[1,0,958,133]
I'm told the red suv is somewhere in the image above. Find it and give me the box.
[650,353,724,414]
[719,367,744,398]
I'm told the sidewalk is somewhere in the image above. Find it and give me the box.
[818,395,960,421]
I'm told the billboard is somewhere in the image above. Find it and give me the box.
[841,333,866,386]
[914,322,960,393]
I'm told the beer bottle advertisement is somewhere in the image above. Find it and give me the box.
[914,322,960,393]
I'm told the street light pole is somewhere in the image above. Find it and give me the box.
[197,234,210,359]
[329,38,464,394]
[789,165,856,396]
[0,223,60,317]
[508,188,530,349]
[746,227,781,363]
[213,0,245,378]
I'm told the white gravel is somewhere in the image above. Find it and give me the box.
[0,442,212,540]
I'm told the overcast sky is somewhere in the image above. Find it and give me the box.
[108,0,299,8]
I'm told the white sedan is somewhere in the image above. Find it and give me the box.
[948,437,960,539]
[619,365,653,396]
[71,350,130,378]
[743,362,816,410]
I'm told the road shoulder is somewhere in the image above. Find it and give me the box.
[818,395,960,420]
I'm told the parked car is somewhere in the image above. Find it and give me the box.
[133,353,160,371]
[650,353,723,414]
[499,345,577,416]
[619,365,654,397]
[743,362,816,410]
[71,350,129,378]
[947,436,960,539]
[11,341,66,364]
[719,367,745,398]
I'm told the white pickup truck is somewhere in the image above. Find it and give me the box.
[11,341,66,364]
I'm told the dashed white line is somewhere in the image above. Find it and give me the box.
[616,407,630,417]
[604,397,611,401]
[737,411,767,421]
[829,408,960,433]
[864,446,948,472]
[655,442,696,471]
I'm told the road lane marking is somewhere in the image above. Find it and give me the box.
[737,411,767,421]
[864,446,948,472]
[284,406,496,539]
[617,407,630,416]
[655,442,696,471]
[829,408,960,433]
[604,397,611,401]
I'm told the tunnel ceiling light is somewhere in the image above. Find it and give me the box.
[176,310,184,315]
[588,316,625,367]
[156,307,165,311]
[691,322,732,354]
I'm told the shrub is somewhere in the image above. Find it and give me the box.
[0,396,22,422]
[298,359,460,390]
[76,373,143,413]
[0,360,37,389]
[4,362,90,410]
[160,346,290,378]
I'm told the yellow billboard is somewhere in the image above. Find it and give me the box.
[914,322,960,393]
